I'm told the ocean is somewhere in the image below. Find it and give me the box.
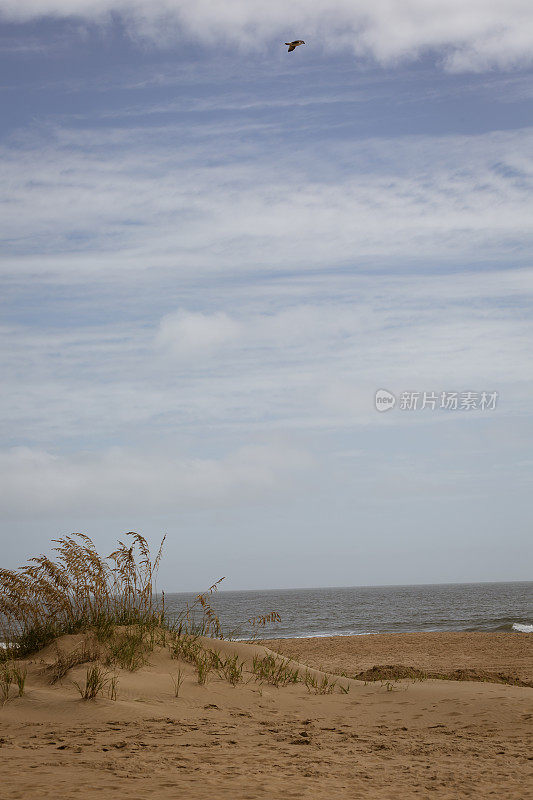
[1,580,530,649]
[162,581,533,640]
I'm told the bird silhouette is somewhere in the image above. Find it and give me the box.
[285,40,305,52]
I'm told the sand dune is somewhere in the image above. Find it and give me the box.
[1,632,531,799]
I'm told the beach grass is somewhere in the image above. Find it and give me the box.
[0,532,292,698]
[251,653,300,687]
[0,532,167,658]
[73,663,110,701]
[0,533,234,661]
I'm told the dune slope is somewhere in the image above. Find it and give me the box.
[0,634,531,799]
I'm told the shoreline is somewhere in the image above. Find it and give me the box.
[250,624,532,640]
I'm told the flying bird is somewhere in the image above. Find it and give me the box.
[285,40,305,53]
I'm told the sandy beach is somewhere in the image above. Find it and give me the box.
[268,631,533,684]
[1,631,531,800]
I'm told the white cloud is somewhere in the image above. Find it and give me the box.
[0,443,314,518]
[1,269,531,449]
[1,0,533,71]
[156,310,241,359]
[2,127,532,282]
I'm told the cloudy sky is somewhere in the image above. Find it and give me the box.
[1,1,532,590]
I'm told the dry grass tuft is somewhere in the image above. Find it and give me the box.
[247,612,282,629]
[170,668,184,697]
[73,663,110,700]
[47,640,101,684]
[0,661,27,704]
[104,628,150,672]
[171,578,226,640]
[303,670,338,694]
[11,662,27,696]
[217,654,244,686]
[252,654,300,687]
[170,633,203,662]
[194,650,216,685]
[0,532,165,656]
[1,663,12,704]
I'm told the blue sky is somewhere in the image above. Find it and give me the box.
[1,2,532,590]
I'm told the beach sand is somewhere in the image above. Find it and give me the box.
[1,632,531,799]
[268,631,533,684]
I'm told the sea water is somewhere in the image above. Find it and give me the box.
[162,581,532,640]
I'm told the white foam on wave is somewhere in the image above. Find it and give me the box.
[512,623,533,633]
[231,630,379,642]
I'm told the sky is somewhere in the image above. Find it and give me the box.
[1,1,532,591]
